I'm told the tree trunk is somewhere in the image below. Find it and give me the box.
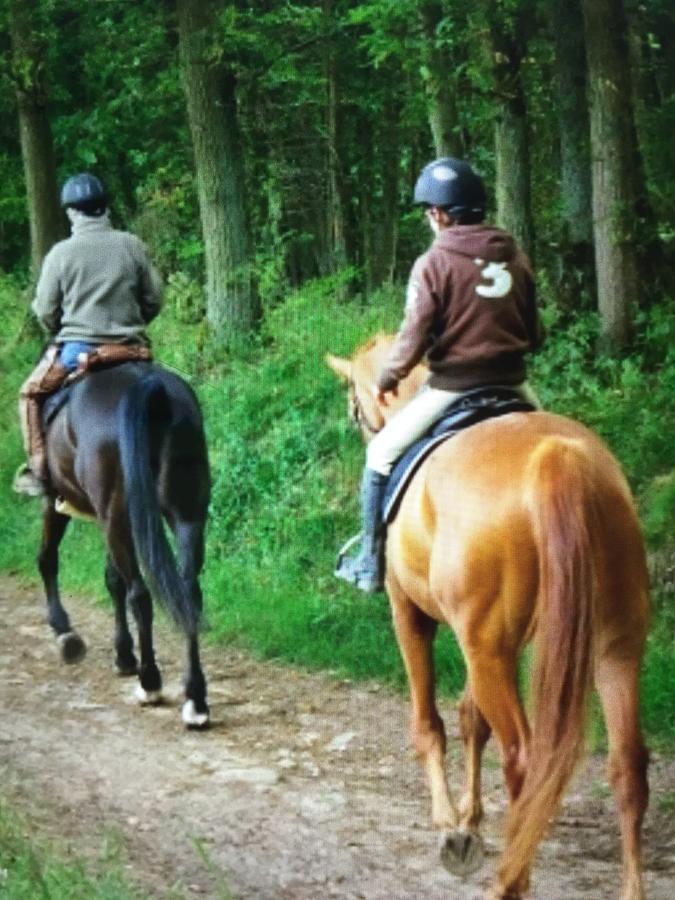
[366,85,399,290]
[487,6,535,258]
[582,0,643,352]
[9,0,65,279]
[551,0,595,311]
[176,0,258,343]
[323,0,348,275]
[418,1,463,158]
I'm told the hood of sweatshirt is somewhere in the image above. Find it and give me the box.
[434,223,517,263]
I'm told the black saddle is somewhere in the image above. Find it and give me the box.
[382,385,535,523]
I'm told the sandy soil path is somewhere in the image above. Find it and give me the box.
[1,575,673,899]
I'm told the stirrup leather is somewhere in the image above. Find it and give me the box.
[335,532,363,572]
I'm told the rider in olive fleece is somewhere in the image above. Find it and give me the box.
[335,157,543,594]
[32,215,162,345]
[14,173,162,498]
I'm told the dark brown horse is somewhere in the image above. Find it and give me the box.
[328,335,650,900]
[39,361,211,727]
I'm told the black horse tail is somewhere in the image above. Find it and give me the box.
[118,374,199,636]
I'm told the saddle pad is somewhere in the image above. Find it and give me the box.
[382,386,535,523]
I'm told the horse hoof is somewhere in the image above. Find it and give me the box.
[182,699,210,729]
[134,684,163,706]
[484,887,523,900]
[439,829,485,877]
[57,631,87,664]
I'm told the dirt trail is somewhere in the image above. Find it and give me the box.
[1,575,674,899]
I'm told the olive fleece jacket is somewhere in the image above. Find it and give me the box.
[32,216,163,345]
[378,224,542,393]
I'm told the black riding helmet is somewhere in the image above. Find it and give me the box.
[60,173,108,216]
[413,157,486,223]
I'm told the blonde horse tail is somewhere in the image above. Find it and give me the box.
[499,436,598,891]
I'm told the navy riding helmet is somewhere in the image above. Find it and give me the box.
[413,157,486,223]
[60,173,108,216]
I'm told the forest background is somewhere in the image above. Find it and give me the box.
[0,0,673,758]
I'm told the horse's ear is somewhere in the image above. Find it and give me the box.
[325,353,352,382]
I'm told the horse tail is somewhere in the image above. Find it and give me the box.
[118,374,198,636]
[500,436,599,889]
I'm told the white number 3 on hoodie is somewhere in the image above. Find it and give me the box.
[474,258,513,299]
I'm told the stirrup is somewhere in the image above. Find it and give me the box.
[55,496,97,523]
[334,533,384,593]
[335,532,363,571]
[12,463,47,498]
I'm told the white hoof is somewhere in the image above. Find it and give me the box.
[182,699,209,728]
[134,684,162,706]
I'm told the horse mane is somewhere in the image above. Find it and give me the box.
[351,332,427,405]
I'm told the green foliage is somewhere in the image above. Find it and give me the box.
[2,0,674,319]
[161,272,445,687]
[531,299,675,496]
[642,474,675,549]
[0,798,144,900]
[641,599,675,745]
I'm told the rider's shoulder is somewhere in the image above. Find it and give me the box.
[113,229,150,255]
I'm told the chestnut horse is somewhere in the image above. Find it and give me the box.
[38,361,210,727]
[327,334,649,900]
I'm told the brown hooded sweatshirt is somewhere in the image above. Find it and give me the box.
[377,224,542,392]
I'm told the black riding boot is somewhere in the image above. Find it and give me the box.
[335,468,388,593]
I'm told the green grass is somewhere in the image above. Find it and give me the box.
[0,799,143,900]
[0,271,673,744]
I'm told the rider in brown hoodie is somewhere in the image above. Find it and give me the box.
[336,157,543,593]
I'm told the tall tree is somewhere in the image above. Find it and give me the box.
[582,0,644,352]
[418,1,463,158]
[8,0,64,278]
[176,0,258,343]
[483,1,535,257]
[551,0,594,310]
[323,0,348,275]
[361,68,401,290]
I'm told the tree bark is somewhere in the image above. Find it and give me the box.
[323,0,348,275]
[582,0,643,352]
[365,83,399,290]
[176,0,258,343]
[418,1,463,158]
[9,0,65,279]
[486,3,535,258]
[551,0,595,310]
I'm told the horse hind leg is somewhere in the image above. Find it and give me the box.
[174,519,209,728]
[104,556,138,675]
[107,529,163,705]
[466,652,532,898]
[457,685,492,831]
[38,503,86,663]
[126,576,163,705]
[595,654,649,900]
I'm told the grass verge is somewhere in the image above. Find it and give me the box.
[0,271,673,745]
